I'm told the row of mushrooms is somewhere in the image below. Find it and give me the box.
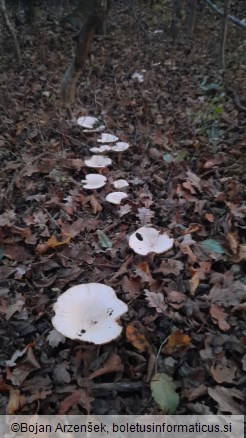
[52,117,174,345]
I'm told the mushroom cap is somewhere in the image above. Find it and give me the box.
[111,142,130,152]
[52,283,128,344]
[84,155,112,168]
[113,179,129,189]
[97,133,119,143]
[129,226,174,255]
[106,192,128,205]
[77,116,98,129]
[81,174,107,189]
[90,145,112,153]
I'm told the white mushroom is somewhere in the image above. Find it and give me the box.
[90,145,112,154]
[106,192,128,205]
[97,133,119,143]
[52,283,128,345]
[84,155,112,169]
[113,179,129,189]
[81,174,107,189]
[77,116,98,129]
[129,226,174,256]
[111,142,130,152]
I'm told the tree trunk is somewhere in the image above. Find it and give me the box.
[219,0,232,71]
[0,0,22,64]
[61,0,110,106]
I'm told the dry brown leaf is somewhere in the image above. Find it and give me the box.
[208,386,244,414]
[3,245,32,262]
[154,259,184,276]
[126,324,152,353]
[232,302,246,312]
[36,234,71,254]
[122,275,141,300]
[166,291,186,309]
[145,290,167,314]
[184,384,208,401]
[6,388,21,414]
[162,332,190,355]
[231,244,246,262]
[61,218,85,238]
[204,213,214,222]
[89,194,103,214]
[226,232,238,254]
[189,271,200,296]
[210,303,230,331]
[135,262,154,284]
[89,353,123,380]
[5,294,26,320]
[58,389,93,414]
[210,362,236,384]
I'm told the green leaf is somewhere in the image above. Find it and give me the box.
[201,239,225,254]
[97,230,112,249]
[150,373,179,413]
[175,149,188,163]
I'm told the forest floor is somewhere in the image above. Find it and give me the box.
[0,0,245,415]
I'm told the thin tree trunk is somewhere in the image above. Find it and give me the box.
[0,0,22,64]
[170,0,182,41]
[219,0,232,71]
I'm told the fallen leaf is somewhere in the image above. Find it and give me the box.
[122,276,141,300]
[3,245,32,261]
[210,303,230,331]
[151,373,179,413]
[58,389,93,414]
[226,232,238,254]
[47,329,66,347]
[189,271,200,296]
[166,291,186,309]
[208,386,244,414]
[211,362,236,383]
[126,324,152,353]
[145,290,167,314]
[162,332,191,355]
[89,194,103,214]
[232,302,246,312]
[89,353,123,379]
[7,389,21,414]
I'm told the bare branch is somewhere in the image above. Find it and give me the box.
[204,0,246,29]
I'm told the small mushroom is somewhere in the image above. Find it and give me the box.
[113,179,129,189]
[77,116,98,129]
[97,133,119,143]
[81,174,107,189]
[84,155,112,171]
[52,283,128,345]
[90,145,112,154]
[129,226,174,256]
[111,142,129,152]
[106,192,128,205]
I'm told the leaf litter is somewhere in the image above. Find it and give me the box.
[0,0,245,415]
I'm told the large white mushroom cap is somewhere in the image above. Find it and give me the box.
[81,174,107,189]
[106,192,128,205]
[129,226,174,255]
[97,133,119,143]
[84,155,112,168]
[77,116,98,129]
[52,283,128,344]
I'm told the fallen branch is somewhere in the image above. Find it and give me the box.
[203,0,246,29]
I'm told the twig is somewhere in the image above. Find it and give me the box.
[203,0,246,29]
